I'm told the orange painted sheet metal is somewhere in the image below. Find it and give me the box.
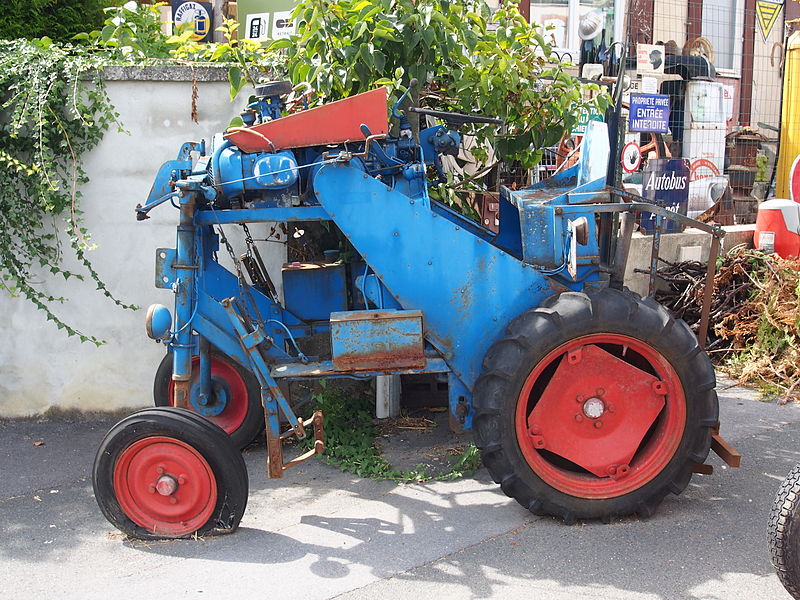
[224,87,389,153]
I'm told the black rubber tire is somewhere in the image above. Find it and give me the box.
[473,288,718,523]
[768,463,800,599]
[93,407,248,540]
[154,350,263,450]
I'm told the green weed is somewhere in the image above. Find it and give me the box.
[306,381,481,482]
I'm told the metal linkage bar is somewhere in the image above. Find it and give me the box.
[220,298,325,478]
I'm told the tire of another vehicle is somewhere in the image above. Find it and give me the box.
[93,407,248,539]
[154,350,263,450]
[473,288,719,523]
[768,463,800,599]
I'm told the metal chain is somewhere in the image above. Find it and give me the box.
[215,224,247,282]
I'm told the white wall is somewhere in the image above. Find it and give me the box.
[0,66,284,417]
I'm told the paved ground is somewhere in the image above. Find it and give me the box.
[2,376,800,600]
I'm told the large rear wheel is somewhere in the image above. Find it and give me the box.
[93,407,248,539]
[154,350,263,450]
[473,289,718,523]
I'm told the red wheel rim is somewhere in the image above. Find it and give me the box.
[515,334,686,499]
[113,436,217,536]
[168,356,249,434]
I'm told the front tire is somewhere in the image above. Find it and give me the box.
[768,463,800,599]
[93,407,248,539]
[473,289,718,523]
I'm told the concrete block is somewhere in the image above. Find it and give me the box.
[678,245,704,262]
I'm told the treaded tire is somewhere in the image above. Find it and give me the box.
[93,407,248,539]
[768,463,800,599]
[473,288,718,523]
[154,350,263,450]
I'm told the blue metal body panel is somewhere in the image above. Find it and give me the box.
[330,309,425,371]
[282,263,348,321]
[310,163,560,389]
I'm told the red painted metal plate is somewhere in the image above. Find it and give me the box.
[225,88,389,153]
[528,344,665,478]
[113,436,217,536]
[168,356,248,434]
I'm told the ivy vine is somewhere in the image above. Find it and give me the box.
[0,4,283,343]
[0,38,133,344]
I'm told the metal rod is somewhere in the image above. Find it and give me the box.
[648,215,663,297]
[611,211,635,287]
[197,336,212,409]
[698,235,721,348]
[171,192,197,409]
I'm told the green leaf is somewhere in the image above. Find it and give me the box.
[100,24,116,44]
[228,66,243,101]
[269,38,293,50]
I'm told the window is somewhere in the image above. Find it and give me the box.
[529,0,626,58]
[701,0,744,73]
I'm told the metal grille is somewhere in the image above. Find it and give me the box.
[611,0,795,224]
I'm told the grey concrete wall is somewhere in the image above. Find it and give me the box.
[0,66,285,417]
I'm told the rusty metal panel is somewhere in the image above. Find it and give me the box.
[330,310,424,371]
[224,88,389,153]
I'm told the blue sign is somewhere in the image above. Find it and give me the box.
[640,159,689,233]
[628,94,671,133]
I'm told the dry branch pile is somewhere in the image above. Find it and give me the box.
[654,248,800,400]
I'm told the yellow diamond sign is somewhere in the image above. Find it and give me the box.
[756,0,783,42]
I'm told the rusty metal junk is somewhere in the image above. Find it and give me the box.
[652,247,800,400]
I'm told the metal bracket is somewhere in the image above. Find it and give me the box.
[155,248,178,289]
[280,411,326,472]
[694,422,742,474]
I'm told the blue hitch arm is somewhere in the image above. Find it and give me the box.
[136,141,206,220]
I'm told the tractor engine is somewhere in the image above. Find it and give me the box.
[206,134,300,209]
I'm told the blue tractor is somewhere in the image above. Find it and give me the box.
[92,80,736,538]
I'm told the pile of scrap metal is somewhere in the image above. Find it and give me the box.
[652,247,800,400]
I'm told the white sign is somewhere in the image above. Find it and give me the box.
[245,12,270,40]
[174,1,212,41]
[637,44,666,75]
[722,84,736,122]
[271,10,296,39]
[623,76,659,103]
[243,10,295,40]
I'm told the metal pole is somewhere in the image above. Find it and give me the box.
[172,191,197,409]
[698,235,721,348]
[648,215,663,297]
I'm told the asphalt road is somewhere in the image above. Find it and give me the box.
[2,377,800,600]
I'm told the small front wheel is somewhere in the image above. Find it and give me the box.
[154,350,263,450]
[769,463,800,599]
[93,407,248,539]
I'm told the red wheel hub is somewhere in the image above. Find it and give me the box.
[169,356,249,434]
[113,436,217,536]
[516,334,686,499]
